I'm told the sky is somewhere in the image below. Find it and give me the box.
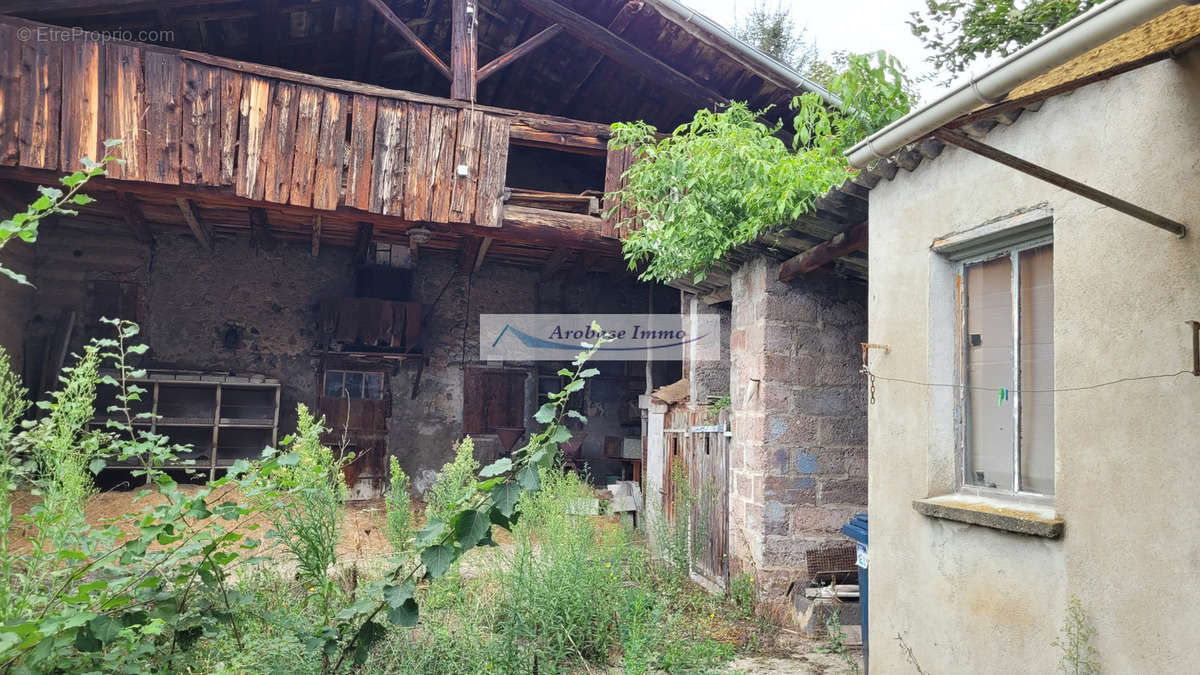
[680,0,976,104]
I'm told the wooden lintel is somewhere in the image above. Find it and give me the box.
[311,214,322,257]
[510,0,725,105]
[364,0,452,81]
[450,0,477,100]
[934,129,1188,238]
[121,193,155,244]
[778,222,868,281]
[175,198,212,251]
[509,123,607,156]
[540,246,571,280]
[477,24,563,84]
[248,207,277,251]
[700,286,732,305]
[474,236,492,272]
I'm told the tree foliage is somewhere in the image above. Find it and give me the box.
[609,51,913,283]
[909,0,1102,83]
[733,0,819,72]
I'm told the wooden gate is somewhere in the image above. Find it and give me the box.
[662,406,730,589]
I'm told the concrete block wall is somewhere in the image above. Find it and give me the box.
[727,256,867,621]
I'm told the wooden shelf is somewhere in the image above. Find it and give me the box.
[90,372,280,480]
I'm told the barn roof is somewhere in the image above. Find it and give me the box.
[2,0,828,131]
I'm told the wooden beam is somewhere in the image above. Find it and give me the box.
[510,0,725,105]
[700,286,732,305]
[540,246,571,280]
[364,0,452,81]
[473,236,492,272]
[477,24,563,84]
[311,214,322,257]
[934,129,1188,238]
[249,207,277,250]
[509,123,606,156]
[559,1,644,113]
[450,0,477,100]
[175,198,212,251]
[459,235,481,271]
[778,223,867,281]
[121,193,154,244]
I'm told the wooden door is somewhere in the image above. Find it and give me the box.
[687,409,729,587]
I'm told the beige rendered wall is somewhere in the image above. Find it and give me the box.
[866,53,1200,673]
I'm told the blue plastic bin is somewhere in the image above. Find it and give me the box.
[841,513,868,671]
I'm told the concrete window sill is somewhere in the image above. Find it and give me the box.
[913,494,1063,538]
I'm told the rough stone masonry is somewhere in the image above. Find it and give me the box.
[727,256,867,623]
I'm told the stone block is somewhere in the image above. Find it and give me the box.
[815,356,861,387]
[763,475,817,506]
[818,415,867,446]
[765,413,819,445]
[819,299,865,327]
[765,354,821,387]
[789,505,860,534]
[819,477,868,506]
[764,322,795,355]
[765,290,818,323]
[792,387,854,417]
[764,502,789,535]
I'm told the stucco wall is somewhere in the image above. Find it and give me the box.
[866,54,1200,673]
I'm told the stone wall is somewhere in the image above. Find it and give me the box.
[13,224,675,488]
[681,292,730,403]
[727,256,867,622]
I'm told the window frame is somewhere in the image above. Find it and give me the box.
[322,369,386,401]
[937,210,1054,504]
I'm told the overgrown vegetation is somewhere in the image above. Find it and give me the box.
[384,456,413,551]
[909,0,1101,83]
[608,52,913,283]
[0,141,120,285]
[1053,595,1101,674]
[422,435,479,524]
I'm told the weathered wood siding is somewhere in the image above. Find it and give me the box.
[0,17,509,227]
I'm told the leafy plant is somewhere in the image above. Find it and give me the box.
[816,609,860,675]
[608,53,912,283]
[257,404,348,638]
[909,0,1101,83]
[728,572,756,619]
[1053,595,1101,674]
[385,455,414,551]
[424,435,480,524]
[0,141,121,286]
[326,328,608,670]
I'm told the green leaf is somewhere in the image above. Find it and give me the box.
[387,598,419,627]
[353,621,387,665]
[414,520,447,548]
[566,410,587,423]
[478,457,512,478]
[517,465,541,492]
[548,426,571,444]
[0,266,31,286]
[533,403,557,424]
[453,509,490,551]
[490,482,520,518]
[89,615,122,643]
[71,193,95,206]
[88,457,107,474]
[383,581,415,609]
[578,368,600,379]
[421,544,454,579]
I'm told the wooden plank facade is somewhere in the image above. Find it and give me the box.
[0,16,537,231]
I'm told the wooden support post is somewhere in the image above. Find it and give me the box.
[353,221,373,265]
[935,129,1188,238]
[311,214,322,257]
[459,235,481,272]
[540,246,571,280]
[451,0,477,100]
[510,0,724,105]
[121,193,154,244]
[175,198,212,252]
[477,24,562,84]
[248,207,276,251]
[778,222,867,281]
[365,0,452,81]
[473,236,491,272]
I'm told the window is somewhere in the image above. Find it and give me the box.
[958,241,1054,496]
[463,368,527,434]
[323,370,385,400]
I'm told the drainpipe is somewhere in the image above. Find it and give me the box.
[846,0,1189,169]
